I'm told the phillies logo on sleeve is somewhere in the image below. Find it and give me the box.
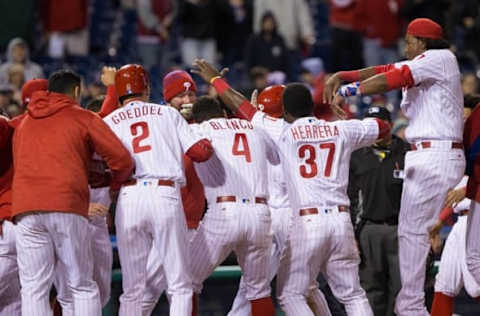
[184,82,192,92]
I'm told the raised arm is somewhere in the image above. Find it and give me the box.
[98,67,119,118]
[191,59,257,120]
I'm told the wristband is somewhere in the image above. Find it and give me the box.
[338,70,360,82]
[209,76,221,84]
[211,77,229,95]
[338,82,361,97]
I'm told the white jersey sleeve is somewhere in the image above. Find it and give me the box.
[453,176,471,213]
[395,51,445,84]
[251,111,287,142]
[336,118,379,151]
[173,110,205,152]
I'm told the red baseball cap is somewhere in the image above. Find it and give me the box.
[21,79,48,105]
[407,18,443,40]
[163,70,197,102]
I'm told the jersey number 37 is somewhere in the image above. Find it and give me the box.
[298,143,335,178]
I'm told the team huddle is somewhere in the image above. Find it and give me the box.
[1,17,480,316]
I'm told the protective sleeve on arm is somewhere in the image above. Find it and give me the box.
[384,65,414,90]
[374,64,395,74]
[88,115,134,190]
[98,85,119,118]
[374,118,391,140]
[439,207,454,223]
[236,100,257,121]
[185,139,213,162]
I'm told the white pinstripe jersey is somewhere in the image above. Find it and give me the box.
[191,117,279,205]
[104,101,203,185]
[395,49,464,143]
[251,112,379,208]
[268,163,290,209]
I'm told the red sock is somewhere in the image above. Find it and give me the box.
[431,292,454,316]
[191,293,198,316]
[250,297,275,316]
[475,296,480,304]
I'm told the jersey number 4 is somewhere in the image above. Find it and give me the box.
[298,143,335,178]
[232,133,251,162]
[130,121,152,153]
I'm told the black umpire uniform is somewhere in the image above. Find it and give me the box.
[348,106,409,316]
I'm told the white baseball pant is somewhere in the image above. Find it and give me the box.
[228,207,332,316]
[54,215,113,314]
[189,201,273,301]
[0,220,21,315]
[277,207,373,316]
[115,181,192,316]
[15,212,101,316]
[142,229,197,315]
[467,201,480,285]
[436,215,480,297]
[395,149,465,316]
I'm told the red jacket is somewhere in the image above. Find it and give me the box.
[465,103,480,202]
[12,91,133,218]
[41,0,88,32]
[0,117,13,221]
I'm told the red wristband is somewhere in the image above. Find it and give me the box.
[211,78,229,95]
[338,70,360,82]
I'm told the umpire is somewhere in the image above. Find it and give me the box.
[348,106,409,316]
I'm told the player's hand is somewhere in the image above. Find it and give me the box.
[219,67,229,78]
[429,219,443,241]
[191,59,221,84]
[331,94,347,120]
[88,203,109,217]
[250,89,258,108]
[444,187,466,208]
[101,67,117,86]
[323,73,342,104]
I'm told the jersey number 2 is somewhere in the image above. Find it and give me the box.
[130,121,152,153]
[232,133,251,162]
[298,143,335,178]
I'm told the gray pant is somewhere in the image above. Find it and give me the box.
[358,222,401,316]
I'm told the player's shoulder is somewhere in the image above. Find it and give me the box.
[422,49,456,63]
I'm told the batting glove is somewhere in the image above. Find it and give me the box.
[338,82,361,97]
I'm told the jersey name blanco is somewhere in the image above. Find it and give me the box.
[251,112,379,209]
[191,117,279,205]
[104,101,202,184]
[395,49,463,142]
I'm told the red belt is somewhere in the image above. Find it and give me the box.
[123,179,175,187]
[410,141,463,151]
[216,196,267,204]
[299,206,349,216]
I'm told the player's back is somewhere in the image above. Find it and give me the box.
[104,101,194,183]
[192,117,278,204]
[278,116,379,209]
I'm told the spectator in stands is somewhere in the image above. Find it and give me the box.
[0,84,14,113]
[0,0,36,53]
[241,66,269,99]
[244,12,288,75]
[7,64,25,105]
[328,0,364,72]
[0,38,44,83]
[137,0,176,71]
[400,0,450,31]
[217,0,253,67]
[358,0,404,67]
[462,73,479,96]
[253,0,315,54]
[42,0,89,58]
[177,0,225,66]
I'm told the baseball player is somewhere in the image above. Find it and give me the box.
[140,70,208,315]
[227,85,332,316]
[104,64,213,316]
[192,59,389,316]
[187,95,278,316]
[0,79,51,316]
[0,114,19,316]
[430,176,480,316]
[53,67,119,314]
[324,18,466,316]
[12,70,133,316]
[464,98,480,285]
